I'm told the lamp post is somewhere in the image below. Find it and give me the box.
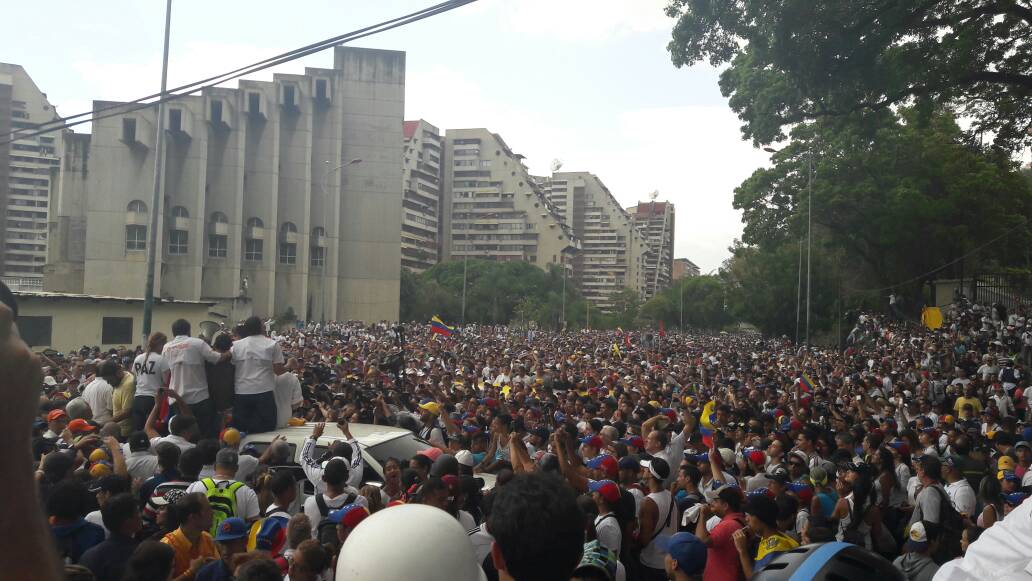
[765,145,813,345]
[319,158,362,322]
[141,0,173,343]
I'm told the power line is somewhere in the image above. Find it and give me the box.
[2,0,478,146]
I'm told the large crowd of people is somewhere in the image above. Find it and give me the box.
[6,279,1032,580]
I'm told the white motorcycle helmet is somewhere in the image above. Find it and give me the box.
[336,503,487,581]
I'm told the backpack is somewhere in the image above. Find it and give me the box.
[929,485,964,564]
[314,492,357,546]
[201,477,244,536]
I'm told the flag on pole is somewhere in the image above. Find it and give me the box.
[798,372,816,394]
[430,315,454,337]
[700,400,716,448]
[612,343,622,358]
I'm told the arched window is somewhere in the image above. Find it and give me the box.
[127,200,147,213]
[208,212,229,258]
[125,200,148,251]
[244,217,264,261]
[171,206,189,219]
[279,222,298,265]
[310,227,326,267]
[247,217,264,229]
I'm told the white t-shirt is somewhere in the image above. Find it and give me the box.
[150,433,196,453]
[198,455,259,483]
[594,512,622,554]
[163,336,222,404]
[274,372,303,428]
[131,353,171,398]
[82,378,114,424]
[231,335,284,395]
[186,477,260,521]
[302,489,369,529]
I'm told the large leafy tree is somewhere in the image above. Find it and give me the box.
[734,109,1032,291]
[640,275,735,330]
[666,0,1032,149]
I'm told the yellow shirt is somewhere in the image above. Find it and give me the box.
[954,396,982,415]
[162,528,220,578]
[112,372,136,436]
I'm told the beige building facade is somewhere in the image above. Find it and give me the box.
[539,172,648,310]
[15,291,218,352]
[46,47,404,323]
[401,119,442,272]
[441,128,578,271]
[0,63,62,290]
[627,200,676,300]
[672,257,700,280]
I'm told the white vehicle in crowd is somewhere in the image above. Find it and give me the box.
[241,422,495,501]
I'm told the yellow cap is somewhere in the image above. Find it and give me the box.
[419,401,441,416]
[89,448,109,463]
[998,456,1016,471]
[221,428,242,446]
[90,462,112,478]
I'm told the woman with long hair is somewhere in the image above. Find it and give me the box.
[131,332,169,432]
[381,457,404,502]
[977,474,1004,528]
[831,467,881,551]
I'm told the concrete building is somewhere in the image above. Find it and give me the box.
[441,128,577,272]
[538,172,648,310]
[47,46,404,323]
[0,64,62,290]
[673,257,700,280]
[401,119,441,272]
[14,291,222,352]
[627,200,675,300]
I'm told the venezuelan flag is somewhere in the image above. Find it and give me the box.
[430,315,454,337]
[612,343,621,358]
[700,400,717,449]
[798,372,815,394]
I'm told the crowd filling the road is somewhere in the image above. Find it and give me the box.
[8,283,1032,581]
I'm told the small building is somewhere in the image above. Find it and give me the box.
[13,291,225,352]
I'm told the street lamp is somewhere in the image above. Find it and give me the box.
[318,158,362,322]
[764,145,813,345]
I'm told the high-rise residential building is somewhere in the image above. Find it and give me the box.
[673,258,700,280]
[401,119,441,272]
[627,200,675,300]
[46,46,405,323]
[0,64,62,290]
[441,128,577,272]
[539,171,648,310]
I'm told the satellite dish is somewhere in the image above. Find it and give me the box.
[551,159,563,173]
[649,190,659,201]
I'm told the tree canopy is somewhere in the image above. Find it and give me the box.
[666,0,1032,150]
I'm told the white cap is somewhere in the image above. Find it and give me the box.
[337,504,487,581]
[455,450,475,467]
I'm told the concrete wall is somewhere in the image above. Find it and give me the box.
[46,47,404,324]
[15,294,213,352]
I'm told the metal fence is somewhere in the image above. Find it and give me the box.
[973,273,1032,312]
[0,277,43,291]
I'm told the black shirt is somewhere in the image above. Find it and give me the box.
[79,533,139,581]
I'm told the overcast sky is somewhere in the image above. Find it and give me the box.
[6,0,772,272]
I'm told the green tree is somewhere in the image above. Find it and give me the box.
[666,0,1032,150]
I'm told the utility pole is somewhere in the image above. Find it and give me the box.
[805,148,813,345]
[141,0,172,342]
[796,238,803,345]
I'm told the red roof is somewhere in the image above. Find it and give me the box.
[633,201,669,216]
[403,120,419,139]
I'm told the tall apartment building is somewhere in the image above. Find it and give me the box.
[47,47,404,323]
[441,129,577,271]
[539,172,648,310]
[627,200,675,300]
[672,257,700,280]
[401,119,441,272]
[0,64,62,290]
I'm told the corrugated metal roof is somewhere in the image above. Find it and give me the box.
[13,291,217,306]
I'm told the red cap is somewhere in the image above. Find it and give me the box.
[747,450,766,466]
[589,480,621,503]
[789,419,803,431]
[68,419,96,433]
[46,409,68,422]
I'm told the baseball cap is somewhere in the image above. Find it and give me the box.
[572,540,618,581]
[419,401,441,416]
[998,456,1016,471]
[416,447,444,462]
[640,457,670,481]
[68,418,96,434]
[887,440,911,457]
[588,479,621,503]
[999,470,1021,483]
[905,521,929,552]
[767,465,790,484]
[620,435,644,449]
[809,466,829,487]
[214,517,249,542]
[617,455,640,471]
[46,409,67,422]
[586,455,619,479]
[745,493,779,528]
[1016,441,1031,451]
[580,435,603,449]
[89,462,112,478]
[88,475,130,494]
[328,504,370,529]
[220,427,242,446]
[745,449,766,466]
[454,449,475,468]
[151,489,186,508]
[1003,492,1028,506]
[664,532,707,575]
